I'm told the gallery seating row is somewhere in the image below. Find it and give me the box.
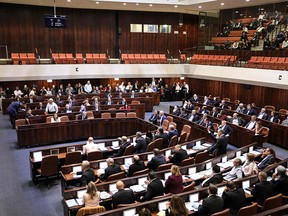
[228,30,255,37]
[121,53,167,64]
[190,54,237,66]
[51,53,108,64]
[11,53,37,64]
[245,56,288,70]
[209,36,253,46]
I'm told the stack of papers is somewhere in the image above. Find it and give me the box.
[202,143,212,147]
[100,191,111,200]
[185,202,200,211]
[130,185,145,193]
[97,169,105,175]
[193,146,205,150]
[99,146,108,151]
[217,161,233,169]
[65,199,79,208]
[187,149,197,154]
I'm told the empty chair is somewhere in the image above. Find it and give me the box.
[36,155,58,188]
[101,112,111,119]
[237,202,257,216]
[279,109,288,116]
[131,100,140,104]
[168,135,178,147]
[157,163,173,171]
[258,193,282,212]
[182,181,195,192]
[87,151,103,161]
[167,116,173,122]
[76,206,105,216]
[181,157,195,166]
[75,53,85,64]
[115,112,126,118]
[162,119,170,130]
[181,125,191,141]
[178,132,187,144]
[65,151,82,165]
[107,171,125,181]
[132,168,149,177]
[59,115,69,122]
[195,151,210,164]
[154,138,163,149]
[146,141,156,152]
[211,208,230,216]
[123,145,134,156]
[264,105,275,112]
[127,112,137,118]
[86,111,94,119]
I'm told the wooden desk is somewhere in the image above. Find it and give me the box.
[17,118,157,148]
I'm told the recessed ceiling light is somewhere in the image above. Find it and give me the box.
[67,0,71,2]
[235,11,239,13]
[174,5,178,8]
[246,0,250,2]
[136,3,139,6]
[221,3,225,6]
[123,2,126,5]
[198,5,202,9]
[95,1,99,4]
[149,4,153,7]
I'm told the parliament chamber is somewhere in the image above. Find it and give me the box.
[1,0,288,216]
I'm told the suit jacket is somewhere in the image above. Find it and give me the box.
[268,115,279,123]
[147,154,166,171]
[257,112,268,120]
[210,111,219,118]
[134,137,147,154]
[208,133,228,156]
[202,173,224,187]
[168,129,178,140]
[112,189,135,207]
[229,117,246,126]
[77,168,96,186]
[127,161,146,177]
[149,113,159,124]
[251,181,274,205]
[165,174,183,194]
[257,154,276,170]
[245,108,257,116]
[198,194,224,216]
[154,133,169,149]
[222,188,246,216]
[245,121,256,130]
[141,178,164,201]
[218,124,233,136]
[169,149,188,166]
[187,114,198,122]
[159,115,167,126]
[113,141,131,157]
[272,175,288,196]
[100,164,122,181]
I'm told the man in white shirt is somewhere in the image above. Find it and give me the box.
[82,137,99,155]
[281,38,288,50]
[45,98,58,114]
[245,115,257,130]
[84,80,92,93]
[223,158,243,181]
[14,86,23,98]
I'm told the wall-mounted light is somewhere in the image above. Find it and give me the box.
[180,77,185,80]
[114,78,119,81]
[47,79,53,83]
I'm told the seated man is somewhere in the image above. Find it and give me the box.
[207,129,228,157]
[168,145,188,166]
[127,155,146,177]
[154,127,169,149]
[222,181,246,216]
[223,158,243,181]
[140,171,164,202]
[113,136,131,157]
[202,165,224,187]
[148,109,158,125]
[229,113,245,126]
[134,131,147,154]
[218,120,233,136]
[158,110,167,127]
[251,171,274,205]
[82,137,99,156]
[147,148,166,171]
[257,148,276,170]
[112,181,135,208]
[167,124,179,141]
[71,160,96,186]
[198,184,224,216]
[245,115,257,130]
[271,165,288,196]
[99,158,122,181]
[187,109,198,122]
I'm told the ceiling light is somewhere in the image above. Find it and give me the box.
[198,5,202,9]
[221,3,224,6]
[67,0,71,2]
[246,0,250,1]
[149,4,153,7]
[95,1,99,4]
[235,11,239,13]
[174,5,178,8]
[136,3,139,6]
[123,3,126,5]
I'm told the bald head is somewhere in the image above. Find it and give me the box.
[116,181,125,190]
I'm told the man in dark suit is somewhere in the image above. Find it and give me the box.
[251,171,274,205]
[218,120,233,136]
[147,148,166,171]
[112,180,135,208]
[245,115,257,130]
[229,113,246,126]
[127,155,146,177]
[168,145,188,166]
[158,110,167,126]
[219,100,228,109]
[140,171,164,201]
[202,165,224,187]
[99,158,122,181]
[267,111,279,123]
[167,124,178,141]
[257,148,276,170]
[198,184,224,216]
[257,108,268,120]
[271,165,288,196]
[210,107,219,118]
[72,160,96,186]
[208,129,228,156]
[187,110,198,122]
[148,109,159,125]
[154,127,169,149]
[113,136,131,157]
[134,131,147,153]
[222,181,246,216]
[244,104,257,116]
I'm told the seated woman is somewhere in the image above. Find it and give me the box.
[242,153,258,176]
[51,113,61,123]
[82,181,100,207]
[119,102,131,110]
[165,165,184,194]
[165,195,188,216]
[253,121,263,135]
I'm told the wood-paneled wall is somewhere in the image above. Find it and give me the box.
[0,3,198,58]
[1,77,288,111]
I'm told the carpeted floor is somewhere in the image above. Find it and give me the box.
[0,101,287,216]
